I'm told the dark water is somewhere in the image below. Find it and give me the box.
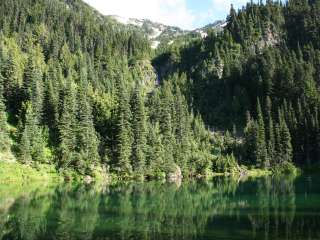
[0,174,320,240]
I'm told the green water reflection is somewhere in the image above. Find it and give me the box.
[0,175,319,240]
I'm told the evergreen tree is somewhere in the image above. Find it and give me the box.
[267,116,275,166]
[146,122,164,177]
[174,87,190,173]
[43,62,60,145]
[114,78,133,175]
[279,114,293,163]
[77,87,100,175]
[58,76,77,170]
[244,111,258,165]
[160,83,175,172]
[190,114,213,175]
[256,99,269,168]
[0,72,10,152]
[274,122,282,165]
[18,124,32,164]
[18,102,46,164]
[131,86,147,175]
[2,51,22,114]
[23,53,44,122]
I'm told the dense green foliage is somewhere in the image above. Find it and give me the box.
[0,72,11,152]
[1,0,319,179]
[0,0,222,179]
[154,0,320,168]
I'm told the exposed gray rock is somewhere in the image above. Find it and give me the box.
[84,175,93,184]
[167,164,183,183]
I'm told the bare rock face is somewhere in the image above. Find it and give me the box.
[167,165,183,183]
[84,175,93,184]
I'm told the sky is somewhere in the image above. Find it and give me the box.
[82,0,252,30]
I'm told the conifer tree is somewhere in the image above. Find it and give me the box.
[77,87,100,175]
[43,63,60,145]
[256,99,269,168]
[160,83,175,172]
[190,114,213,175]
[279,115,293,163]
[23,54,44,122]
[18,125,32,164]
[174,87,190,173]
[267,116,275,166]
[146,122,164,177]
[18,102,46,164]
[244,111,258,165]
[274,122,282,165]
[58,75,77,169]
[0,72,10,152]
[131,86,147,175]
[114,78,133,175]
[2,51,22,113]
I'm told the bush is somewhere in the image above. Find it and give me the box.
[272,161,299,176]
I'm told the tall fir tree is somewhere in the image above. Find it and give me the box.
[160,83,175,172]
[174,87,190,174]
[77,86,100,175]
[43,62,60,145]
[274,122,282,165]
[58,75,77,170]
[114,78,133,175]
[0,71,10,152]
[23,53,44,122]
[279,112,293,163]
[131,86,147,175]
[18,102,46,164]
[244,111,258,165]
[2,51,22,115]
[256,99,269,168]
[146,122,164,177]
[267,116,275,166]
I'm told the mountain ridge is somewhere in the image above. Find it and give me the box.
[107,15,226,48]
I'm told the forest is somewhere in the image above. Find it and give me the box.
[0,0,319,181]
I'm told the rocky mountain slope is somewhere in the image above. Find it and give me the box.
[107,15,226,48]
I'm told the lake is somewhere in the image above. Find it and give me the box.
[0,174,320,240]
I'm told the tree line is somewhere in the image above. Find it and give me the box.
[154,0,320,168]
[0,0,220,179]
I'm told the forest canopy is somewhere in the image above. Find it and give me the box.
[0,0,319,180]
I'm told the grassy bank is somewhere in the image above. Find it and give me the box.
[0,161,63,184]
[0,161,112,185]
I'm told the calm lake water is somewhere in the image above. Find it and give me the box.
[0,174,320,240]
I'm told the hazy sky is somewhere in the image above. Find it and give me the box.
[82,0,252,30]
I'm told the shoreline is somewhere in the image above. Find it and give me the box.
[0,161,298,186]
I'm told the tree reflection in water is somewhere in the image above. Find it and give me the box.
[0,175,320,240]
